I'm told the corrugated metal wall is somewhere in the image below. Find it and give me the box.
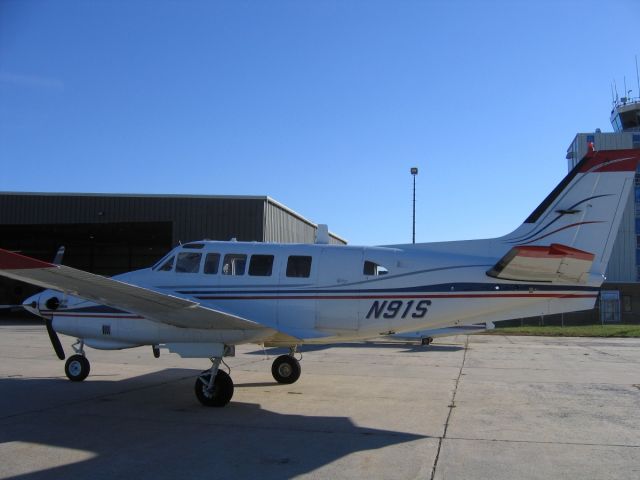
[263,199,347,244]
[264,200,316,243]
[0,194,266,245]
[0,193,347,246]
[606,188,636,281]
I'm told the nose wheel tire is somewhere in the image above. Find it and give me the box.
[271,355,301,384]
[195,370,234,407]
[64,355,90,382]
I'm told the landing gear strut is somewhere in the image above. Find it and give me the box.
[65,340,90,382]
[271,346,301,384]
[194,347,234,407]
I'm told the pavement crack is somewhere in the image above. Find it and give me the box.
[430,335,468,480]
[445,436,640,449]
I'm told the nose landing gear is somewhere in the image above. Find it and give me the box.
[64,340,90,382]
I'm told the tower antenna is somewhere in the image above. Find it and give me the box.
[636,55,640,98]
[611,82,615,106]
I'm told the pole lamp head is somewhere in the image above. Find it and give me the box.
[410,167,418,175]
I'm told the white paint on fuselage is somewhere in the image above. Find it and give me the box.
[41,239,598,349]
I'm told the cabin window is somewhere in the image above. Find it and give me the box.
[286,256,312,278]
[249,255,274,276]
[222,254,247,275]
[204,253,220,274]
[157,255,175,272]
[363,260,388,276]
[176,252,202,273]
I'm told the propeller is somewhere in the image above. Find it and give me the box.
[45,317,66,360]
[53,246,65,265]
[43,246,67,360]
[7,246,68,360]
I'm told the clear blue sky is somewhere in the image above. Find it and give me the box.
[1,0,638,246]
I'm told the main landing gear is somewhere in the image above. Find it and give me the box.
[58,340,303,408]
[420,336,434,346]
[194,345,302,407]
[64,340,90,382]
[194,346,235,407]
[271,346,301,384]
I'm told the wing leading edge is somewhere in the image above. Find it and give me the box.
[0,248,263,331]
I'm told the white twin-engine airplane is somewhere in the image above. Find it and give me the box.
[0,148,638,407]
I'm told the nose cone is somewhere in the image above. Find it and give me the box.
[22,293,41,317]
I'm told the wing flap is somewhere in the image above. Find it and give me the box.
[0,248,263,330]
[487,243,595,283]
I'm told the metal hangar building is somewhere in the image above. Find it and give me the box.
[0,193,346,307]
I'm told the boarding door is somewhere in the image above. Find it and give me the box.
[315,247,362,332]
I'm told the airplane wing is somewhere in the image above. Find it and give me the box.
[486,243,595,283]
[0,248,264,331]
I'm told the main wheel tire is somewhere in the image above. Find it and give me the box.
[194,370,234,407]
[271,355,301,384]
[65,354,90,382]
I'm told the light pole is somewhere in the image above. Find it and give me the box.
[411,167,418,243]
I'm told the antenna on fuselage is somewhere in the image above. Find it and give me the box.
[315,224,330,244]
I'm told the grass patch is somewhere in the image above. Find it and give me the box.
[486,324,640,338]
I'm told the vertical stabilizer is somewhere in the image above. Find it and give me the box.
[501,149,640,278]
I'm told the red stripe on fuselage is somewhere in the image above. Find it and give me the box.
[197,293,597,300]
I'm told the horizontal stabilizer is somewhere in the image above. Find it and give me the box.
[487,243,594,283]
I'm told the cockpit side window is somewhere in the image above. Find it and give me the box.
[204,253,220,274]
[222,254,247,276]
[157,255,175,272]
[176,252,202,273]
[363,260,388,276]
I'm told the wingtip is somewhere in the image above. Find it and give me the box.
[0,248,56,270]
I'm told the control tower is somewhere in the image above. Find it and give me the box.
[611,94,640,132]
[564,91,640,322]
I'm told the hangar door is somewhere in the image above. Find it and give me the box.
[0,222,173,276]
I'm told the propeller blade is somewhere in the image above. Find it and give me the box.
[53,246,65,265]
[45,318,65,360]
[0,305,23,310]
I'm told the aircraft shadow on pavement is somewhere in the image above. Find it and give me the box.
[0,370,428,480]
[245,342,465,356]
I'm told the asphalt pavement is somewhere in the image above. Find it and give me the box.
[1,322,639,479]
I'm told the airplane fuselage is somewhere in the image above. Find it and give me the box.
[35,240,598,350]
